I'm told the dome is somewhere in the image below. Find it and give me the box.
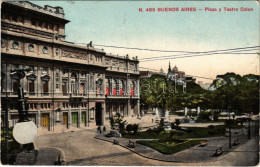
[172,65,178,71]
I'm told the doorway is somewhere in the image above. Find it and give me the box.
[95,103,102,126]
[41,113,49,128]
[63,112,68,129]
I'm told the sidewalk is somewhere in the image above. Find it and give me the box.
[95,129,254,163]
[37,122,110,136]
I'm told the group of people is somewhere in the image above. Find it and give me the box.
[97,126,106,134]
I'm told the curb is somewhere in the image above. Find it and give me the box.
[94,136,181,163]
[94,136,254,164]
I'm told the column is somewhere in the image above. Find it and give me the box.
[68,69,71,94]
[128,99,132,117]
[101,102,106,126]
[68,104,72,128]
[79,105,81,128]
[37,66,41,97]
[37,110,41,127]
[136,79,140,98]
[124,102,127,117]
[102,73,105,95]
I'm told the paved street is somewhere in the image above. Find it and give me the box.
[34,127,258,166]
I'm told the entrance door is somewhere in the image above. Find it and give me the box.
[72,112,78,127]
[63,113,68,128]
[41,113,49,128]
[82,112,86,126]
[95,103,102,126]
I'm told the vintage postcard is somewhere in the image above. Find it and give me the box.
[1,0,259,166]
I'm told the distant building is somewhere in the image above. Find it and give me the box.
[167,62,195,83]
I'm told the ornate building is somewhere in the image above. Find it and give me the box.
[1,1,140,131]
[167,62,196,83]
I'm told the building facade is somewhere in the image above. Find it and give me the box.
[1,1,140,130]
[167,62,196,83]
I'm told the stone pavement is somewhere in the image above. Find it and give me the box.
[95,128,255,163]
[33,128,258,166]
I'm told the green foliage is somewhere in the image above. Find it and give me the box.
[1,127,22,154]
[175,119,181,127]
[119,120,127,134]
[136,139,203,155]
[170,122,175,129]
[208,125,214,129]
[126,124,140,134]
[126,124,133,133]
[141,72,259,116]
[109,117,115,130]
[132,124,140,134]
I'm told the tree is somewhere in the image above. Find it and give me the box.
[175,119,181,127]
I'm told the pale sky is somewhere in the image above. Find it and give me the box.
[33,1,259,83]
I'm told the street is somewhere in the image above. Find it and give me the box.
[34,126,258,166]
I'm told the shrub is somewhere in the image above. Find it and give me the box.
[175,119,181,127]
[171,136,184,143]
[208,131,214,135]
[170,122,175,129]
[109,117,115,130]
[208,125,214,129]
[119,120,127,135]
[132,124,140,134]
[126,124,133,134]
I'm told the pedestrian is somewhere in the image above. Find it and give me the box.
[103,126,106,132]
[97,126,101,134]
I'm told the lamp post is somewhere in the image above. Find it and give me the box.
[11,68,32,122]
[11,68,37,151]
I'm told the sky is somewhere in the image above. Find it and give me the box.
[33,1,259,83]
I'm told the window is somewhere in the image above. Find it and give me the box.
[90,75,94,91]
[54,25,58,31]
[43,22,47,29]
[43,81,48,93]
[71,73,77,94]
[18,16,24,23]
[49,23,53,30]
[13,79,19,93]
[12,15,17,22]
[80,83,84,94]
[38,21,42,27]
[32,19,37,27]
[28,80,34,93]
[62,81,67,95]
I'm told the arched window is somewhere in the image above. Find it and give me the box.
[96,78,103,95]
[119,80,124,96]
[71,72,77,94]
[105,78,109,95]
[43,81,48,93]
[113,79,117,95]
[130,81,135,96]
